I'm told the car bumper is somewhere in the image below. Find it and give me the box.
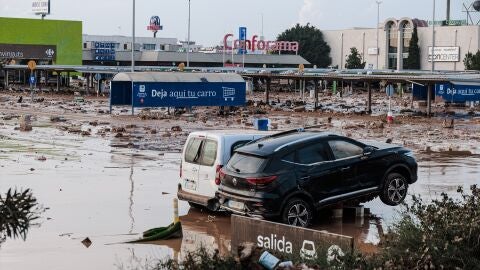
[216,189,280,219]
[177,184,210,206]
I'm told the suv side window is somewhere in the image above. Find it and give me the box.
[297,143,329,164]
[184,138,203,163]
[198,139,218,166]
[328,140,363,160]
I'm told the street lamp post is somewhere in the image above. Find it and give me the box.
[376,0,382,70]
[131,0,136,72]
[431,0,436,72]
[187,0,191,67]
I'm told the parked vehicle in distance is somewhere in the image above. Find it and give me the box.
[217,130,418,227]
[177,130,272,211]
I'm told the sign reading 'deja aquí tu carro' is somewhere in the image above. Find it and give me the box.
[132,82,246,107]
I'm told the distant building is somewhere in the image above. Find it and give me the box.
[323,17,477,71]
[82,34,309,68]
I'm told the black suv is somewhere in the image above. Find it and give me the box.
[216,131,417,227]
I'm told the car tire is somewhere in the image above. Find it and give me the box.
[380,173,409,206]
[281,198,313,228]
[188,202,204,209]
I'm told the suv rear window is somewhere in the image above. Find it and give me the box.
[227,153,267,174]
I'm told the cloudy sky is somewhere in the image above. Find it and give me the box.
[0,0,471,45]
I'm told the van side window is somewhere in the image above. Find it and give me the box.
[198,140,218,166]
[184,138,202,163]
[231,140,251,156]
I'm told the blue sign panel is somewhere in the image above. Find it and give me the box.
[238,26,247,54]
[436,83,480,102]
[412,84,428,100]
[132,82,246,107]
[30,76,36,85]
[385,84,394,97]
[93,42,116,61]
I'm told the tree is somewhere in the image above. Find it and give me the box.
[405,26,420,69]
[276,23,331,68]
[464,50,480,70]
[345,47,366,69]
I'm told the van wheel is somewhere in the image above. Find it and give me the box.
[380,173,408,206]
[281,198,313,228]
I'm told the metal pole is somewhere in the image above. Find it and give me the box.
[376,1,382,69]
[187,0,191,67]
[131,0,136,72]
[431,0,435,72]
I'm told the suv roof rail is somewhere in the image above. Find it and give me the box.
[245,125,325,146]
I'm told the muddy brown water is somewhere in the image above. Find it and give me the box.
[1,107,479,269]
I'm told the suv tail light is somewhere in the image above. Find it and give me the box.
[215,165,223,185]
[180,161,182,178]
[246,175,277,186]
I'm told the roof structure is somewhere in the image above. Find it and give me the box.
[112,72,244,82]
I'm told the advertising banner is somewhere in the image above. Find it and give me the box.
[436,83,480,102]
[428,47,460,62]
[132,82,246,107]
[238,27,247,54]
[32,0,50,15]
[0,44,56,60]
[231,215,353,260]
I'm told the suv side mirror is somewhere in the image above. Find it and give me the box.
[363,146,376,156]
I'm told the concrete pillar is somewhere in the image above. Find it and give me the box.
[86,75,90,95]
[56,72,60,92]
[265,78,270,104]
[367,82,372,114]
[397,28,403,71]
[427,84,432,117]
[314,79,319,110]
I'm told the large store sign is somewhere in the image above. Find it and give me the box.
[132,82,246,107]
[223,34,299,53]
[0,44,56,60]
[32,0,50,15]
[428,46,460,62]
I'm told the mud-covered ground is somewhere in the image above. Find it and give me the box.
[0,90,479,269]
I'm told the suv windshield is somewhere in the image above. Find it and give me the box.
[227,153,267,173]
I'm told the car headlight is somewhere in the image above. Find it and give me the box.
[403,151,415,158]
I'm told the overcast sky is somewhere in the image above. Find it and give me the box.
[0,0,471,46]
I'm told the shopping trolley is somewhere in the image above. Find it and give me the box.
[222,87,236,101]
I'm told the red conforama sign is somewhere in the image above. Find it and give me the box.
[223,34,299,53]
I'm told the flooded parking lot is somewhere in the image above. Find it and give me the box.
[1,94,479,269]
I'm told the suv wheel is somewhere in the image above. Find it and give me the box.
[380,173,408,206]
[281,198,313,227]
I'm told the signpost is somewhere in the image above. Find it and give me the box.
[28,60,36,102]
[386,84,394,123]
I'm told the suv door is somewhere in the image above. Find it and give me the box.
[294,141,340,202]
[182,137,203,193]
[325,139,365,193]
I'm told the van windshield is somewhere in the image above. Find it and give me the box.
[227,153,267,173]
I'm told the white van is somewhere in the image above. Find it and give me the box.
[177,130,271,211]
